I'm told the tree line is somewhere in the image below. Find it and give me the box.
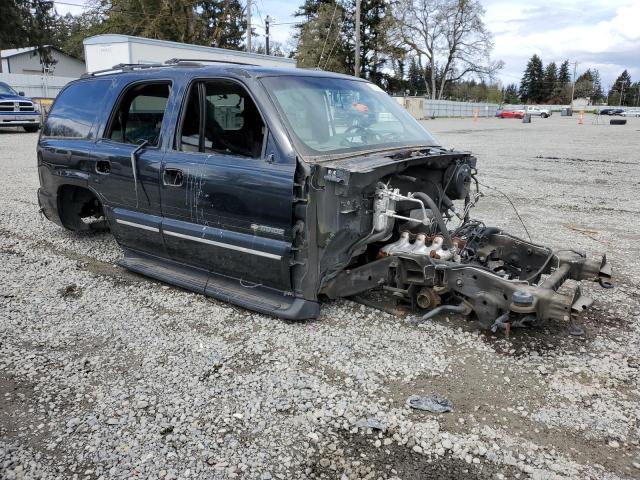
[294,0,503,100]
[514,54,639,106]
[1,0,503,101]
[3,0,637,106]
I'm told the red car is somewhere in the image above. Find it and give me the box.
[498,109,525,119]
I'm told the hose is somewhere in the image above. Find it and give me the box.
[410,192,454,249]
[417,303,467,323]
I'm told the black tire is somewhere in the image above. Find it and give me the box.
[23,125,39,133]
[610,119,627,125]
[541,113,548,118]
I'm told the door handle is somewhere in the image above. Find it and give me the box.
[163,168,184,187]
[96,160,111,174]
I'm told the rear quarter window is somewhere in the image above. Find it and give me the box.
[43,79,112,138]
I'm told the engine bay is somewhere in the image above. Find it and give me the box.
[313,147,612,331]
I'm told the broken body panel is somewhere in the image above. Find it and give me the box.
[36,64,612,329]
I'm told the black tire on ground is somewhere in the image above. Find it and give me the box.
[541,113,548,118]
[610,119,627,125]
[23,125,40,133]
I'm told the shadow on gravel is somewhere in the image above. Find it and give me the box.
[309,431,515,479]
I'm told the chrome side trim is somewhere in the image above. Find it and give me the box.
[116,219,160,232]
[164,230,282,260]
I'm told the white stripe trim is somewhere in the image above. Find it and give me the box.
[164,230,282,260]
[116,219,160,232]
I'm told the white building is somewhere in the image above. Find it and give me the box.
[83,34,296,73]
[0,46,85,77]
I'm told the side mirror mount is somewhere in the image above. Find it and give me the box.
[18,91,25,96]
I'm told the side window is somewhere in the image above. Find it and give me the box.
[177,83,202,152]
[204,80,264,158]
[106,82,170,146]
[42,79,111,138]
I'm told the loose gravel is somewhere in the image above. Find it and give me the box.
[1,115,639,479]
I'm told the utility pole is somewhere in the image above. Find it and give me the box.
[265,15,271,56]
[570,61,578,106]
[246,0,252,52]
[620,80,625,106]
[354,0,361,77]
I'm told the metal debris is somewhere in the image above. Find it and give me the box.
[407,394,453,413]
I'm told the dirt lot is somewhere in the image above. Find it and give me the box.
[1,115,639,480]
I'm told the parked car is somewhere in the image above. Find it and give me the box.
[0,81,41,132]
[525,106,552,118]
[621,109,640,117]
[599,108,624,116]
[498,109,525,119]
[37,61,612,328]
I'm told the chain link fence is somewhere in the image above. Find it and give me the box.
[395,97,499,119]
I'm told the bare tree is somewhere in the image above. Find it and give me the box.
[391,0,502,99]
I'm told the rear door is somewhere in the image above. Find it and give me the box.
[160,78,295,291]
[92,80,173,253]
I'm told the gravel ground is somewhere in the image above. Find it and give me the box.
[1,115,639,480]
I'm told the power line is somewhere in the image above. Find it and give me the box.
[317,2,338,68]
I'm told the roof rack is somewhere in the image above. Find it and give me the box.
[164,58,258,67]
[81,62,165,78]
[81,58,257,78]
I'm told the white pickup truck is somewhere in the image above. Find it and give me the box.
[525,106,552,118]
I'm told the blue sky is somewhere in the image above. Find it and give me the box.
[56,0,640,88]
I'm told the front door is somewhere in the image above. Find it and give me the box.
[92,81,172,253]
[160,79,295,291]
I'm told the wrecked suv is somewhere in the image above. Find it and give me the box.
[37,61,612,329]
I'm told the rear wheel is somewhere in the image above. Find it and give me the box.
[58,185,108,232]
[541,113,548,118]
[24,125,39,133]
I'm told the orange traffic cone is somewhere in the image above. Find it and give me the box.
[578,110,584,125]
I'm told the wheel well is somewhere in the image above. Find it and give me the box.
[57,185,108,232]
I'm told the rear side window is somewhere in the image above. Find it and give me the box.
[175,80,264,158]
[106,82,171,147]
[42,80,111,138]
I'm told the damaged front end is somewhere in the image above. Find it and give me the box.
[300,147,612,331]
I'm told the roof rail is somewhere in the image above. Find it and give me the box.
[164,58,258,67]
[81,62,166,78]
[81,58,259,78]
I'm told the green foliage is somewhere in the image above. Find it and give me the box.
[519,54,544,103]
[293,0,394,86]
[542,62,557,101]
[0,0,30,50]
[557,60,571,84]
[295,2,350,73]
[608,70,633,106]
[502,84,519,104]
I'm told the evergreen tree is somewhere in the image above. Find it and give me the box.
[555,60,572,103]
[591,69,604,103]
[407,57,424,95]
[519,54,544,103]
[557,60,571,84]
[503,84,519,104]
[294,0,391,84]
[197,0,246,49]
[608,70,632,106]
[574,69,593,99]
[0,0,30,50]
[542,61,557,102]
[295,2,350,73]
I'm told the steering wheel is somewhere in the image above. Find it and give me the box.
[340,125,383,146]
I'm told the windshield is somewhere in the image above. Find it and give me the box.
[0,82,19,95]
[260,76,437,158]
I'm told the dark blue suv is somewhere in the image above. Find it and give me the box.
[37,61,611,326]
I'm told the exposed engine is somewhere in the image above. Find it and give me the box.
[316,149,612,332]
